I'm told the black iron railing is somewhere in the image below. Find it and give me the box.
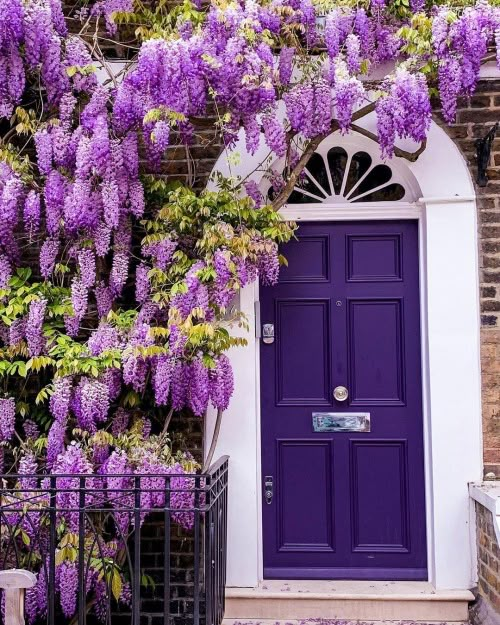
[0,456,229,625]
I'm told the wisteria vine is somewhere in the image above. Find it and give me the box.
[0,0,498,619]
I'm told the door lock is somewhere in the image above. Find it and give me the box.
[262,324,274,344]
[264,476,273,504]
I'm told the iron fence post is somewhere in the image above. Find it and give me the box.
[163,475,171,625]
[133,475,141,625]
[204,470,213,625]
[78,476,85,625]
[193,476,200,625]
[48,476,56,625]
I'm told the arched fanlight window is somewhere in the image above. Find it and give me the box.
[266,137,419,205]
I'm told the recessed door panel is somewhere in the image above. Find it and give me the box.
[347,234,402,282]
[279,235,330,283]
[348,299,405,406]
[261,221,426,580]
[276,299,331,406]
[277,440,335,552]
[350,440,409,552]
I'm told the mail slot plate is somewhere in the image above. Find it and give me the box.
[312,412,370,432]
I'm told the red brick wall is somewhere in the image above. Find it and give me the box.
[472,500,500,622]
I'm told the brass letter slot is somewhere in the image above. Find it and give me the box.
[312,412,370,433]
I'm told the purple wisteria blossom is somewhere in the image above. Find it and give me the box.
[0,397,15,441]
[26,298,47,356]
[50,377,73,422]
[40,237,59,278]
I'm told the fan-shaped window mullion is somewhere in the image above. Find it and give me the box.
[323,154,336,200]
[288,190,318,203]
[299,166,328,198]
[348,180,399,203]
[352,183,406,202]
[276,145,411,205]
[345,163,376,201]
[344,152,373,196]
[304,168,329,199]
[292,186,325,202]
[292,161,330,201]
[339,153,353,198]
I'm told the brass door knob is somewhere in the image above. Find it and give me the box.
[333,386,349,402]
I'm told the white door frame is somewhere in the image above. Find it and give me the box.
[206,120,483,590]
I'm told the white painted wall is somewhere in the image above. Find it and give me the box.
[206,120,483,591]
[205,285,262,587]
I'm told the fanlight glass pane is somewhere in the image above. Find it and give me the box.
[352,164,393,198]
[344,152,372,195]
[327,147,348,194]
[304,152,331,196]
[352,183,406,202]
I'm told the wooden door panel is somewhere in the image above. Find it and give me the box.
[277,440,335,552]
[346,234,403,282]
[260,220,426,580]
[347,299,405,406]
[276,299,331,406]
[350,440,409,552]
[279,235,330,283]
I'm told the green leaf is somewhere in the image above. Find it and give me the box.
[16,361,27,377]
[111,570,123,601]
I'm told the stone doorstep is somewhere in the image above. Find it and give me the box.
[224,582,474,623]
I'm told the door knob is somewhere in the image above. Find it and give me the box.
[333,386,349,402]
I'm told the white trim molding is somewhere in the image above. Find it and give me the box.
[206,119,483,592]
[418,196,477,205]
[279,201,421,221]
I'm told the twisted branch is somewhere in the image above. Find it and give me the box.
[203,408,223,473]
[350,124,427,162]
[271,123,338,211]
[270,102,383,211]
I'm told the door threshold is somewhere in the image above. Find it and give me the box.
[225,581,473,622]
[226,579,471,599]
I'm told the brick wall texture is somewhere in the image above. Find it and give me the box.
[475,501,500,618]
[433,80,500,477]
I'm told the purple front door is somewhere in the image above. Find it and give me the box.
[260,220,427,580]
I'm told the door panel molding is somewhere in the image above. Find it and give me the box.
[279,234,331,283]
[346,234,403,283]
[350,439,410,553]
[275,298,332,406]
[276,439,335,553]
[347,298,406,407]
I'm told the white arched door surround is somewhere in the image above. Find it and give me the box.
[206,118,482,591]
